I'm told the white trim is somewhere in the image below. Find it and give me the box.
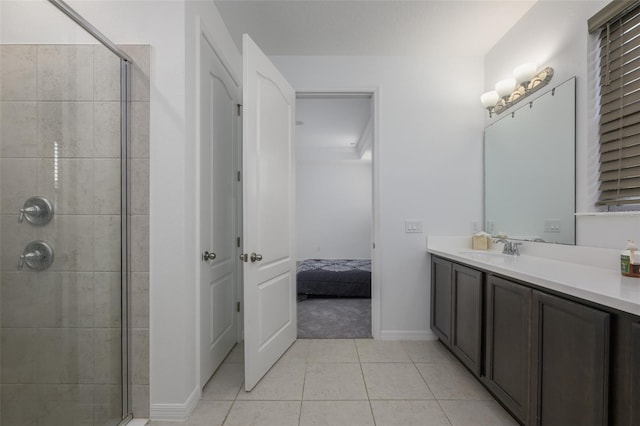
[149,386,200,421]
[379,330,437,341]
[193,13,203,398]
[294,87,382,340]
[575,211,640,217]
[125,420,148,426]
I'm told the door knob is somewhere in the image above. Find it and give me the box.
[250,252,263,262]
[239,253,248,262]
[202,251,216,261]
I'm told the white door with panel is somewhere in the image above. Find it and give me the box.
[200,34,240,386]
[242,34,297,391]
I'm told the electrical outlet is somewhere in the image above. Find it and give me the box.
[486,221,495,234]
[405,220,423,233]
[544,219,561,233]
[471,221,481,234]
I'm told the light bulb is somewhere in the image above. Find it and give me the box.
[495,78,517,98]
[513,62,538,85]
[480,91,500,108]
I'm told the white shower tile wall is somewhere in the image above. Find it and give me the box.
[0,44,150,423]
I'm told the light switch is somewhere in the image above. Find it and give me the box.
[405,220,423,233]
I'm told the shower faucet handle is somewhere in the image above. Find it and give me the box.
[18,206,41,223]
[17,196,54,225]
[17,241,54,271]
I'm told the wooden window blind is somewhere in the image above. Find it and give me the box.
[593,1,640,206]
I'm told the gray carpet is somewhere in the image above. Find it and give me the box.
[297,297,372,339]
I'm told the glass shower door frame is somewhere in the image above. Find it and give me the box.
[46,0,134,423]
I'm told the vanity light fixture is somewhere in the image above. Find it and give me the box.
[480,63,554,117]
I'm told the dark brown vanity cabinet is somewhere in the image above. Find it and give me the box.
[630,322,640,424]
[430,256,622,425]
[530,291,610,426]
[431,256,452,346]
[430,257,483,374]
[485,275,531,424]
[451,263,483,375]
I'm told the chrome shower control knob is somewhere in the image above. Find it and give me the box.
[17,241,54,271]
[18,196,54,225]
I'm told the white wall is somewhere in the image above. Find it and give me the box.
[272,55,485,338]
[483,0,640,250]
[297,160,372,260]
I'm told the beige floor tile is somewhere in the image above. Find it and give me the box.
[416,362,492,400]
[303,363,368,400]
[439,400,518,426]
[306,339,358,363]
[371,400,452,426]
[362,363,434,400]
[300,400,374,426]
[224,400,301,426]
[202,363,244,400]
[224,342,244,364]
[236,362,305,400]
[185,400,232,426]
[278,339,310,364]
[402,340,457,363]
[355,339,411,362]
[147,422,184,426]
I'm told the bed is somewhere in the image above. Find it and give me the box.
[296,259,371,298]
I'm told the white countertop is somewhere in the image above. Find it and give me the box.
[427,236,640,316]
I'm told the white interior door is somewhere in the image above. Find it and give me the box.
[242,34,296,391]
[199,34,240,386]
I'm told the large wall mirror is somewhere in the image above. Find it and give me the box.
[484,77,575,245]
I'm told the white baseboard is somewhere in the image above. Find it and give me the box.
[379,330,437,341]
[126,420,149,426]
[149,386,200,421]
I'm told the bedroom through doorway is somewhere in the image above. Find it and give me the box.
[295,93,374,339]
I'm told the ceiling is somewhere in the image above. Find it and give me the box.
[295,95,372,160]
[215,0,538,57]
[216,1,538,158]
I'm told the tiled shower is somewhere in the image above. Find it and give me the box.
[0,5,150,424]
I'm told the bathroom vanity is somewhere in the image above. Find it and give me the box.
[427,237,640,426]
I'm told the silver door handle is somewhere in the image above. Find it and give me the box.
[202,251,216,261]
[250,252,263,262]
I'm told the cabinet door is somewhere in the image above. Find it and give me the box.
[485,275,531,424]
[431,257,452,347]
[451,263,483,375]
[631,322,640,425]
[531,291,610,426]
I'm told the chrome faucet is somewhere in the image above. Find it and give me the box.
[493,238,522,256]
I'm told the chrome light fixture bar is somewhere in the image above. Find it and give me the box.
[481,64,554,117]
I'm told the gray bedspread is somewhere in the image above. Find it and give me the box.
[296,259,371,298]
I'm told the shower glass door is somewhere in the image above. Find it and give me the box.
[0,1,129,424]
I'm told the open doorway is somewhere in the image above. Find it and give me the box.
[295,93,374,339]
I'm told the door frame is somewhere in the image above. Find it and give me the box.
[294,88,381,339]
[193,16,244,391]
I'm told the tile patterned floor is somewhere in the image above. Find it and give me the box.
[148,339,518,426]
